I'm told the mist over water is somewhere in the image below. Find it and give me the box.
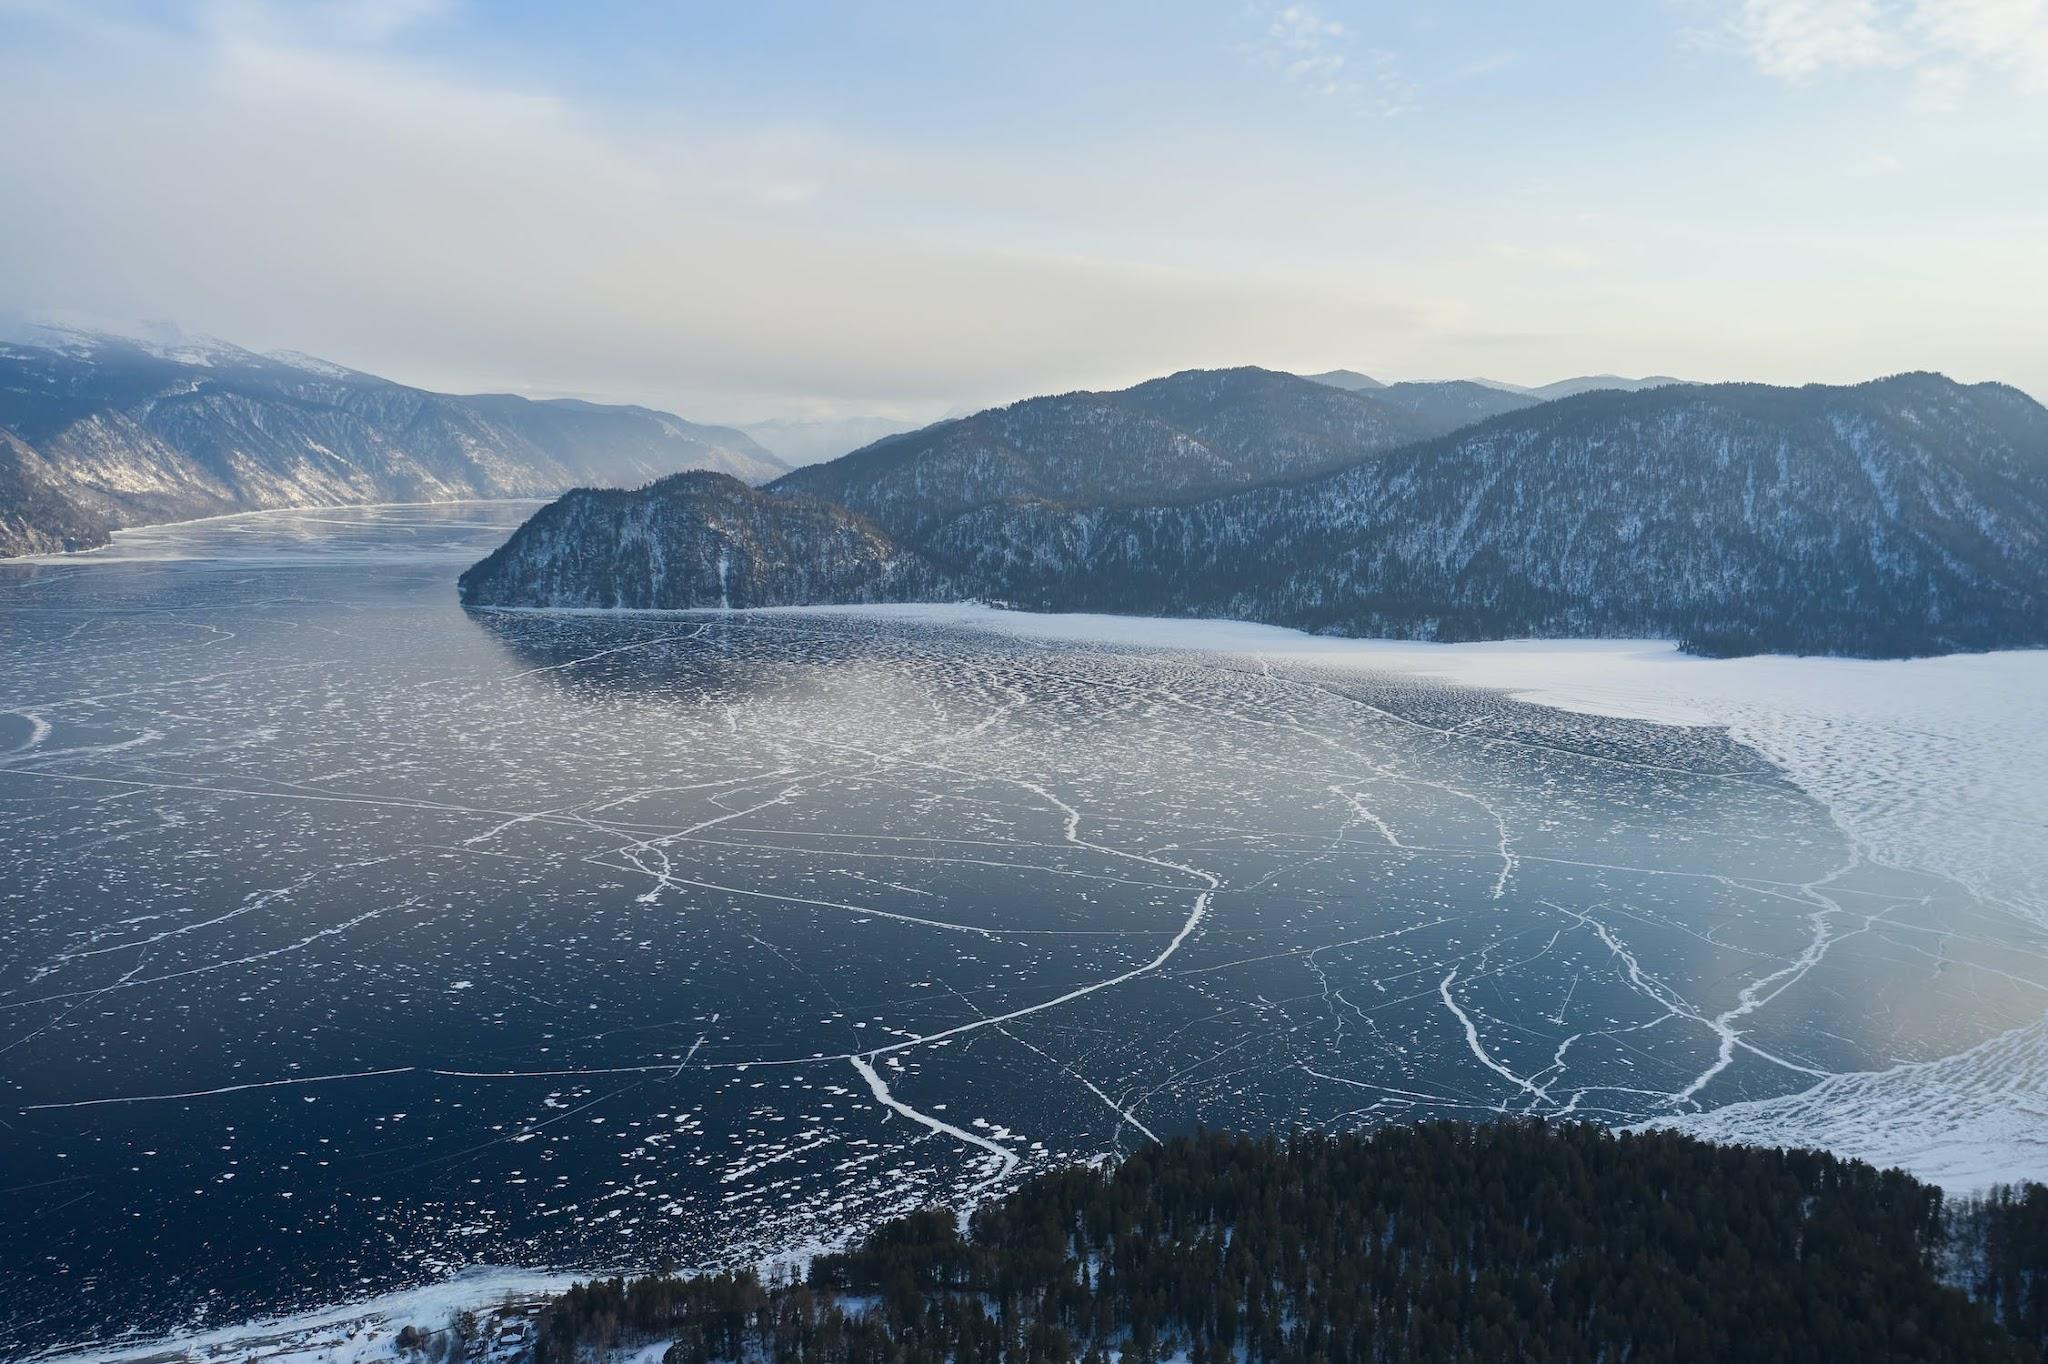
[3,506,2043,1357]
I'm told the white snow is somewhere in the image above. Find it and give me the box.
[28,1267,586,1364]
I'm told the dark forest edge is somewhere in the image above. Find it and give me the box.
[513,1122,2048,1364]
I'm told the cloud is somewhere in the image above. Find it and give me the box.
[1917,0,2048,90]
[1733,0,1908,78]
[1245,3,1416,117]
[4,1,2043,412]
[1488,243,1601,272]
[1909,61,1972,110]
[173,0,456,48]
[0,1,1450,417]
[1451,51,1523,79]
[1728,0,2048,98]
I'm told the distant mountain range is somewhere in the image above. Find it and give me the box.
[1299,368,1385,392]
[1306,369,1693,401]
[739,415,922,468]
[1473,374,1694,400]
[0,330,1724,562]
[463,367,2048,658]
[0,331,787,557]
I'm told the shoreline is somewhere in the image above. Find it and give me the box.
[467,599,2048,668]
[0,499,549,566]
[469,598,2048,675]
[23,1266,593,1364]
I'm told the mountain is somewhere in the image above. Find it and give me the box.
[1461,373,1693,400]
[470,371,2048,658]
[740,415,923,468]
[1310,366,1695,399]
[1305,369,1686,409]
[0,331,787,557]
[458,471,936,610]
[921,368,2048,651]
[921,373,2048,656]
[1372,379,1541,428]
[768,367,1478,542]
[1298,367,1384,391]
[1529,373,1692,400]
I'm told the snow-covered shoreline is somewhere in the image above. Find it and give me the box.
[733,606,2047,913]
[24,1267,586,1364]
[0,499,547,566]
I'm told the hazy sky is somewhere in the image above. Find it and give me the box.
[2,0,2044,422]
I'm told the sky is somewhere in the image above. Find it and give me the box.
[1,0,2044,423]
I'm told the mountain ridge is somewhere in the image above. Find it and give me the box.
[0,332,789,557]
[458,470,935,611]
[463,368,2048,658]
[767,366,1514,543]
[913,371,2048,655]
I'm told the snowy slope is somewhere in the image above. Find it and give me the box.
[475,372,2048,658]
[458,472,939,610]
[0,333,787,556]
[919,373,2048,655]
[767,367,1468,542]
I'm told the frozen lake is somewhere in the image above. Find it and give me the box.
[4,505,2045,1358]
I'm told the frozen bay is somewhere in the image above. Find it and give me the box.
[4,505,2045,1357]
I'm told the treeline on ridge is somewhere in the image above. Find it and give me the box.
[459,371,2048,659]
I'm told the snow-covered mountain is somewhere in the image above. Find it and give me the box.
[459,471,936,610]
[0,332,788,556]
[768,367,1487,543]
[919,373,2048,655]
[467,371,2048,657]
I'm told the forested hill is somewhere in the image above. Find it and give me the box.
[464,371,2048,657]
[0,332,787,557]
[526,1123,2048,1364]
[766,367,1528,543]
[922,372,2048,656]
[458,472,938,611]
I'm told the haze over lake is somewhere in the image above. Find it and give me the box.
[3,506,2045,1357]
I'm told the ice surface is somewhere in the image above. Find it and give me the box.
[777,606,2048,1190]
[4,519,2044,1360]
